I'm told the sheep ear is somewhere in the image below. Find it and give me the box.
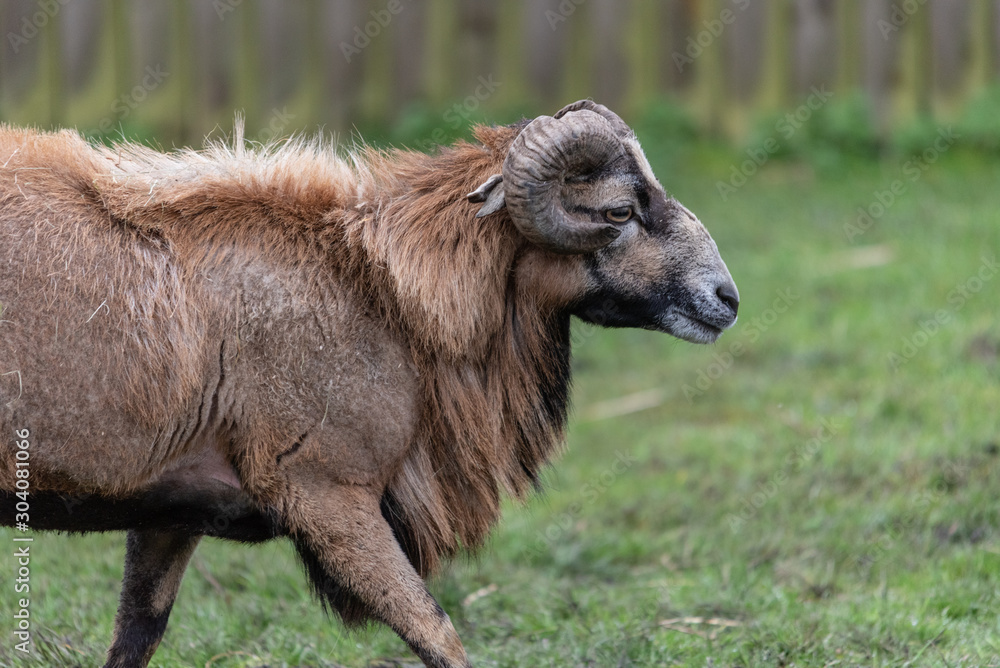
[467,174,506,218]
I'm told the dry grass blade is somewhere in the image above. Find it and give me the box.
[205,651,263,667]
[659,617,743,641]
[462,583,498,607]
[584,388,667,421]
[194,558,232,606]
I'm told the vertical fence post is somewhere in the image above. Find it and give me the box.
[625,0,661,117]
[970,0,995,88]
[0,7,6,120]
[993,0,1000,79]
[560,0,591,103]
[391,0,428,115]
[110,0,129,105]
[836,1,861,95]
[44,3,64,128]
[495,1,527,111]
[425,0,458,110]
[757,0,792,124]
[169,2,194,142]
[233,0,262,135]
[692,0,726,135]
[522,1,570,110]
[302,0,325,129]
[358,0,393,127]
[912,0,933,119]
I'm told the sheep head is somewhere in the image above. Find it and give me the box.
[468,100,739,344]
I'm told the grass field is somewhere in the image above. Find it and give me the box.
[2,135,999,667]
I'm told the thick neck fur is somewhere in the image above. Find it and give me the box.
[349,130,574,575]
[330,130,575,574]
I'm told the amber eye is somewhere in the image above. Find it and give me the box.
[604,206,633,223]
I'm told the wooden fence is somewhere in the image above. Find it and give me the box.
[2,0,999,143]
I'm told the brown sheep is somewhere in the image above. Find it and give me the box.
[0,101,739,668]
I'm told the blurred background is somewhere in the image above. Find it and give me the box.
[3,2,1000,666]
[3,0,1000,148]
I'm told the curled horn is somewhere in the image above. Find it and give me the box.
[501,105,626,254]
[553,99,633,139]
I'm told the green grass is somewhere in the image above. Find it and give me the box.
[3,144,1000,667]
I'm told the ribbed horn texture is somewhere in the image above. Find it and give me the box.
[553,99,633,139]
[502,106,625,254]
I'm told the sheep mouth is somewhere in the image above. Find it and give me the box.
[661,310,727,344]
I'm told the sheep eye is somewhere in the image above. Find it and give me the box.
[604,206,633,224]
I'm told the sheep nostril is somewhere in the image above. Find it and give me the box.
[716,283,739,316]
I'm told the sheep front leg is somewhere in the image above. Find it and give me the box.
[104,530,200,668]
[285,483,471,668]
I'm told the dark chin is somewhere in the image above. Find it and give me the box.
[570,294,666,330]
[573,305,725,344]
[573,308,659,330]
